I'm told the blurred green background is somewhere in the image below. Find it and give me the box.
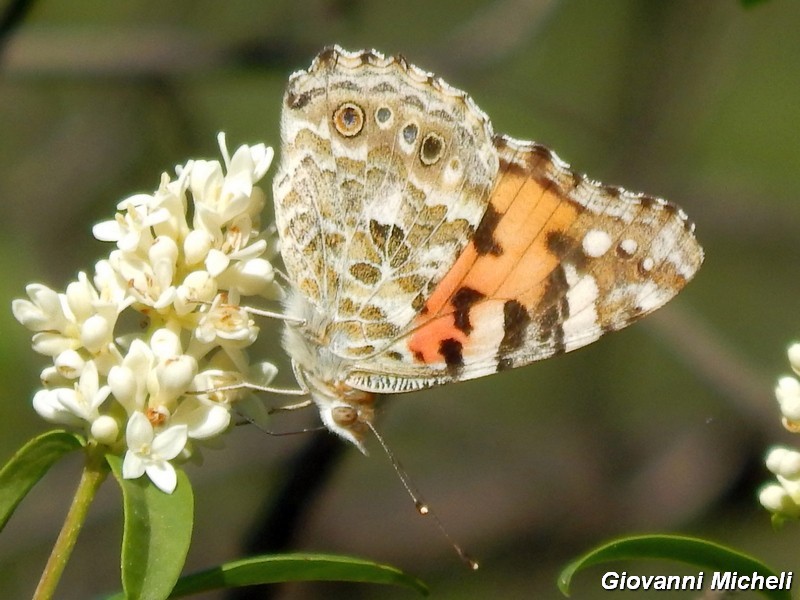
[1,0,799,598]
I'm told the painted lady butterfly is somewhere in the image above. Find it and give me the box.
[273,46,703,452]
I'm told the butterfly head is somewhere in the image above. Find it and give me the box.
[316,390,375,453]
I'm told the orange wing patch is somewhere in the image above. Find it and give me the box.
[402,135,702,377]
[407,139,581,369]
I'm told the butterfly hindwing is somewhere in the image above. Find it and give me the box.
[274,48,500,360]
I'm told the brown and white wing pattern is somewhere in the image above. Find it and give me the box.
[348,135,703,393]
[273,47,499,359]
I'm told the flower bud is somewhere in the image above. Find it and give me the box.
[55,349,85,379]
[184,230,213,265]
[81,314,111,353]
[91,415,120,444]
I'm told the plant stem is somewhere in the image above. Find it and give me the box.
[33,447,108,600]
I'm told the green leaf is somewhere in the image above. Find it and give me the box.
[559,534,790,600]
[0,430,83,532]
[107,455,194,600]
[740,0,771,7]
[164,553,428,597]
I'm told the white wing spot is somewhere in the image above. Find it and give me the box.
[640,257,655,272]
[442,157,464,187]
[619,238,638,256]
[562,267,600,352]
[582,229,613,258]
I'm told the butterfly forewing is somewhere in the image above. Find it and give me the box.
[347,136,703,392]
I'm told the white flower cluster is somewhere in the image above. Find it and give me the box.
[13,134,280,493]
[760,343,800,519]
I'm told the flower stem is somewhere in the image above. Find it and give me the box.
[33,447,108,600]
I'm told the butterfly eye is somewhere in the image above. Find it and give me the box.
[420,132,445,166]
[333,102,365,137]
[331,406,358,427]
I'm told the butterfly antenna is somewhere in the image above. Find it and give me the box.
[242,305,306,325]
[234,406,325,436]
[366,422,479,570]
[186,293,305,325]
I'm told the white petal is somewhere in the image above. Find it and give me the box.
[92,220,125,242]
[126,411,154,448]
[150,328,182,359]
[252,145,274,181]
[122,451,146,479]
[66,275,97,322]
[108,366,138,411]
[152,425,188,460]
[149,235,179,267]
[55,349,85,379]
[191,160,224,203]
[90,385,112,412]
[32,332,79,357]
[228,239,268,262]
[78,361,100,397]
[190,405,230,439]
[152,287,178,310]
[224,258,274,296]
[180,271,217,304]
[155,356,197,397]
[175,399,230,439]
[13,284,64,330]
[205,249,230,277]
[40,366,69,388]
[126,339,155,367]
[250,361,278,387]
[32,389,82,426]
[216,132,231,169]
[12,299,43,330]
[145,461,177,494]
[56,388,92,421]
[27,284,63,319]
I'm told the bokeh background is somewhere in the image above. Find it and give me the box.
[1,0,799,598]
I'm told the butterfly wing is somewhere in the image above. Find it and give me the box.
[347,135,704,393]
[273,46,499,359]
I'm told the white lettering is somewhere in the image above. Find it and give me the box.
[601,572,618,590]
[712,571,732,590]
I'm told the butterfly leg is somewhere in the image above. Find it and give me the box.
[269,398,314,412]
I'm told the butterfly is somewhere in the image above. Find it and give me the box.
[272,46,703,452]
